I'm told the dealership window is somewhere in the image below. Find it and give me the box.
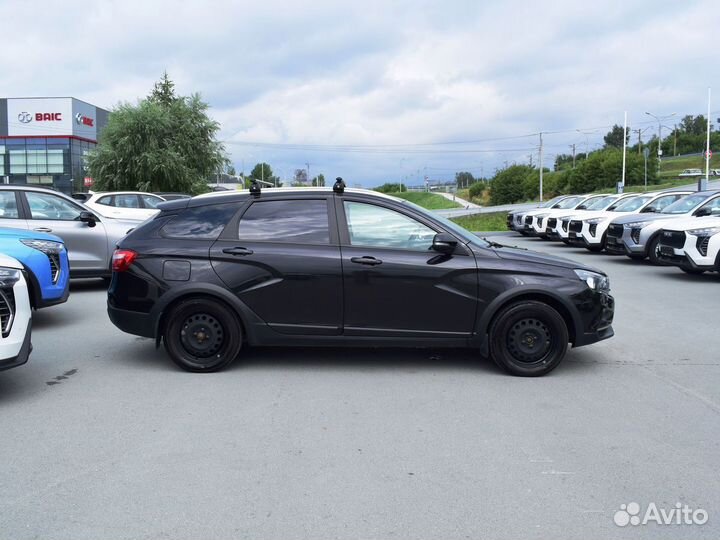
[47,150,64,173]
[9,150,27,174]
[0,144,5,175]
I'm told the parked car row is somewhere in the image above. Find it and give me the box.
[507,189,720,275]
[0,187,191,370]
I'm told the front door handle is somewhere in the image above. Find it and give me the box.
[222,247,254,256]
[350,256,382,266]
[34,227,52,233]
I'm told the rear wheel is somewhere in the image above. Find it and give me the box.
[164,298,243,372]
[489,301,569,377]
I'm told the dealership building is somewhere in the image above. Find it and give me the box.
[0,97,109,193]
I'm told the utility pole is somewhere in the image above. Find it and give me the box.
[538,132,544,202]
[633,128,642,155]
[673,124,678,156]
[306,162,310,186]
[645,111,676,178]
[528,154,533,167]
[569,144,576,168]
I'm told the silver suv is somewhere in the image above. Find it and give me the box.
[605,191,720,262]
[0,186,137,277]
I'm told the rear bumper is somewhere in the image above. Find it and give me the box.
[0,320,32,372]
[107,304,155,338]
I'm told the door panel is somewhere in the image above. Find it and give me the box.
[210,198,342,335]
[22,191,109,272]
[339,200,478,337]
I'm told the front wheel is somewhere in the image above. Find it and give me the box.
[164,298,243,372]
[647,235,661,264]
[489,301,569,377]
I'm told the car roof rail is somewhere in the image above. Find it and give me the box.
[333,177,346,194]
[249,179,274,197]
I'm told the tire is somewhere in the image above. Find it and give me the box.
[647,235,661,264]
[163,297,243,372]
[586,232,607,253]
[488,301,569,377]
[680,267,705,275]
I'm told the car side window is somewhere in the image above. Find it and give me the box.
[97,195,114,206]
[699,197,720,214]
[141,194,164,209]
[237,199,330,244]
[0,192,20,219]
[114,194,140,208]
[343,201,436,251]
[25,192,82,221]
[161,203,239,239]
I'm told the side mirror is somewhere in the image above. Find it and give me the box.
[79,210,98,227]
[432,232,458,254]
[694,207,711,217]
[640,206,657,213]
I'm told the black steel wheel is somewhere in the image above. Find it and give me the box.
[164,298,242,372]
[489,301,569,376]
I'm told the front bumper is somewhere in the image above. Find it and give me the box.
[657,233,720,271]
[0,318,32,372]
[573,291,615,348]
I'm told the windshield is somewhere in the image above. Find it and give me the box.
[584,196,616,210]
[542,195,566,208]
[613,195,652,212]
[661,194,708,214]
[555,196,583,209]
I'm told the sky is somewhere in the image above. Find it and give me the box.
[1,0,718,187]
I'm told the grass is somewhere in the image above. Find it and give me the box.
[450,212,507,232]
[389,191,462,209]
[658,153,720,179]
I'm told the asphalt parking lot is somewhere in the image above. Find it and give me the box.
[1,235,718,540]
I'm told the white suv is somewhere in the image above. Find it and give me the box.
[0,254,32,371]
[656,216,720,274]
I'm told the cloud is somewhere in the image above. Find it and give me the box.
[1,0,717,185]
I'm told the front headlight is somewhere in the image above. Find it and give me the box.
[574,269,610,291]
[625,221,649,229]
[586,217,607,225]
[0,267,21,287]
[687,226,720,237]
[20,239,63,254]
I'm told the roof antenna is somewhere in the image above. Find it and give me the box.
[333,177,345,194]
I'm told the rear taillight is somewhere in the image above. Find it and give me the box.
[112,249,137,272]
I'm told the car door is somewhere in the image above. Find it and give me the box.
[337,198,478,337]
[210,196,343,335]
[0,191,30,230]
[22,190,109,273]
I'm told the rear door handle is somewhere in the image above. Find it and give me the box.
[34,227,52,233]
[222,247,254,256]
[350,256,382,266]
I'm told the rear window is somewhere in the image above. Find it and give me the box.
[160,203,239,239]
[237,199,330,244]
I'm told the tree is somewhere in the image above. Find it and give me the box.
[87,77,226,195]
[311,174,326,187]
[455,171,475,188]
[374,183,405,193]
[226,164,236,176]
[489,165,534,205]
[603,124,630,149]
[250,162,273,182]
[148,71,179,107]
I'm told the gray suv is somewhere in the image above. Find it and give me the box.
[0,186,137,277]
[605,190,720,262]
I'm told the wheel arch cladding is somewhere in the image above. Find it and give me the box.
[155,289,250,347]
[480,290,579,349]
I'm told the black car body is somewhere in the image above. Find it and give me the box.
[107,186,614,376]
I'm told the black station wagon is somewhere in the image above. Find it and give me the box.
[107,180,614,376]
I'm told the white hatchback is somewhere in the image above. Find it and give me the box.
[84,192,166,221]
[0,253,32,371]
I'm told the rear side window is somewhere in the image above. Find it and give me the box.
[97,195,113,206]
[0,191,19,219]
[237,199,330,244]
[161,203,239,239]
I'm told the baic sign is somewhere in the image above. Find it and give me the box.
[75,113,94,127]
[8,97,99,139]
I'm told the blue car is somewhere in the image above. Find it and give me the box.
[0,228,70,308]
